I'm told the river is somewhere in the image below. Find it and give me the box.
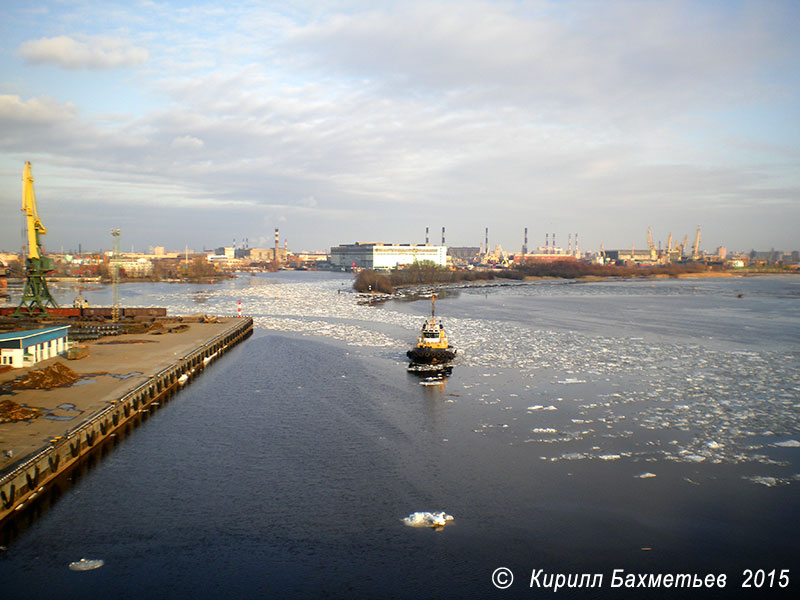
[1,273,798,598]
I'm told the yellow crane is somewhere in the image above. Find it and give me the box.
[14,161,59,314]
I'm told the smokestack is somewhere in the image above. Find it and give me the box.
[546,233,549,253]
[522,227,528,256]
[568,233,572,254]
[485,227,489,253]
[425,227,429,245]
[442,226,445,245]
[553,233,556,254]
[575,233,579,256]
[274,228,279,262]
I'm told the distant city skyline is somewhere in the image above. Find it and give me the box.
[1,1,798,254]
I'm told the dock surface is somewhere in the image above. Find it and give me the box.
[0,318,249,472]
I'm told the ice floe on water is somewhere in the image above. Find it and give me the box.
[146,276,799,481]
[774,440,800,448]
[635,472,657,479]
[68,558,104,571]
[743,476,781,487]
[402,511,454,529]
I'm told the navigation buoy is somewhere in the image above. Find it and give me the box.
[237,300,242,318]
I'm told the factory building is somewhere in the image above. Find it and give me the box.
[330,243,447,270]
[0,326,70,369]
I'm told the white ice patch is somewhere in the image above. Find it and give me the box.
[636,472,657,479]
[744,476,779,487]
[68,558,104,571]
[142,275,800,473]
[598,454,622,461]
[402,511,454,528]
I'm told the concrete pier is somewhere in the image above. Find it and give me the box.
[0,316,252,525]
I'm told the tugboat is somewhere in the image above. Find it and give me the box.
[407,295,457,364]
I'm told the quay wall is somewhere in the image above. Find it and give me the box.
[0,316,253,525]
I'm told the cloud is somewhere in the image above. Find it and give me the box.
[17,35,148,69]
[283,1,793,122]
[0,94,78,123]
[1,1,797,252]
[171,135,205,150]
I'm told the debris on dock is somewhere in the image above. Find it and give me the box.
[66,344,89,360]
[0,399,40,423]
[13,362,80,389]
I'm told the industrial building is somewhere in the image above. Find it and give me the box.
[0,326,70,369]
[330,243,447,270]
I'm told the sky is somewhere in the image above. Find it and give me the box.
[1,0,798,255]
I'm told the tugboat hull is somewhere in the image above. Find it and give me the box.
[406,347,457,364]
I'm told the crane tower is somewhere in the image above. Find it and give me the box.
[14,162,59,315]
[692,226,702,260]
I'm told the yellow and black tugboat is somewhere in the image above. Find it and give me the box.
[407,296,457,364]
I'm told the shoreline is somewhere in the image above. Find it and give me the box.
[358,270,795,302]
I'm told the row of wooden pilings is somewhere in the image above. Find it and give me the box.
[0,316,253,525]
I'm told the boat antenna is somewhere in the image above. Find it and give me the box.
[431,295,436,318]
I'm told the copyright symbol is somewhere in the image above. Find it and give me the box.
[492,567,514,589]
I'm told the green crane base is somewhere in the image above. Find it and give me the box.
[12,258,59,316]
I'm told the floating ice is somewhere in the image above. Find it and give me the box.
[744,476,779,487]
[598,454,621,461]
[679,453,706,463]
[68,558,104,571]
[142,275,800,476]
[636,472,657,479]
[402,511,454,529]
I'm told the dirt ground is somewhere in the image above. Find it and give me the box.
[0,319,239,471]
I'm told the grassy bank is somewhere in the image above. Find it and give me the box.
[353,261,727,293]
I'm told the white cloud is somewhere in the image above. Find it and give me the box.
[17,35,148,70]
[0,94,78,123]
[171,135,205,150]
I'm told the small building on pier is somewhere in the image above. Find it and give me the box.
[0,326,70,369]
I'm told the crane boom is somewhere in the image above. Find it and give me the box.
[22,161,47,260]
